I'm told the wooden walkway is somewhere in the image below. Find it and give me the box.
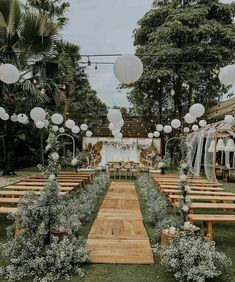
[86,181,154,264]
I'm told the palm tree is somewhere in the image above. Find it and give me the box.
[0,0,64,175]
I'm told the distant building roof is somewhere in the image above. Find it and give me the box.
[207,97,235,121]
[94,116,155,138]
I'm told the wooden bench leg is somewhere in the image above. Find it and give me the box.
[207,221,213,242]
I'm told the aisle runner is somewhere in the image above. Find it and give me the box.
[86,181,154,264]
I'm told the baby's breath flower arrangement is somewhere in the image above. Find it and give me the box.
[0,126,89,281]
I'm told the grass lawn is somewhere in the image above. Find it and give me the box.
[0,173,235,282]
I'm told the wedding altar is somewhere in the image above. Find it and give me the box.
[82,137,161,169]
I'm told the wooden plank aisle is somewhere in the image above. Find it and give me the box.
[86,181,154,264]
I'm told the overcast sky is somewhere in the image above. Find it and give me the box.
[62,0,153,108]
[62,0,233,108]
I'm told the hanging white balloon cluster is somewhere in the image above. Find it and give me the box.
[224,114,234,124]
[107,109,124,139]
[0,64,20,84]
[0,107,9,121]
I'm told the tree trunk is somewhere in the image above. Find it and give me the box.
[2,121,16,176]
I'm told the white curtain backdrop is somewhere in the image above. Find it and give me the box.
[204,127,217,182]
[83,137,161,168]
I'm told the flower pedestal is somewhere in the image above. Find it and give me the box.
[161,229,177,246]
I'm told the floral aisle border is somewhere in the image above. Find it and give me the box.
[0,125,110,282]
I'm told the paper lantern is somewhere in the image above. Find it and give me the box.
[113,54,143,84]
[59,127,65,133]
[225,138,235,152]
[183,127,190,133]
[80,124,88,131]
[208,140,217,153]
[0,107,6,117]
[30,107,46,121]
[184,113,196,124]
[164,125,172,134]
[219,65,235,84]
[65,119,75,129]
[10,114,17,122]
[17,114,28,124]
[52,125,59,132]
[171,119,181,129]
[107,109,122,123]
[1,113,9,120]
[199,120,207,127]
[156,124,163,131]
[51,113,63,125]
[192,125,199,132]
[86,130,93,137]
[148,133,154,138]
[153,131,160,138]
[36,121,44,129]
[216,138,225,151]
[189,103,205,118]
[0,64,20,84]
[224,115,234,123]
[72,126,80,134]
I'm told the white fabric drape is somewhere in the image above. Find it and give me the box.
[204,127,217,182]
[193,129,205,176]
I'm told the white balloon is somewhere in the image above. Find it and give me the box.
[192,125,199,132]
[1,113,9,120]
[113,54,143,84]
[36,121,44,129]
[80,124,88,131]
[113,118,124,128]
[86,130,93,137]
[219,65,235,84]
[52,125,59,132]
[107,109,122,123]
[72,126,80,134]
[189,103,205,118]
[171,119,181,129]
[10,114,17,122]
[224,115,234,123]
[164,125,172,134]
[199,120,207,127]
[153,131,160,138]
[109,123,119,131]
[116,132,123,139]
[30,107,46,121]
[148,133,154,138]
[0,107,6,117]
[184,113,196,124]
[0,64,20,84]
[51,113,63,125]
[184,127,190,133]
[156,124,163,131]
[112,129,120,136]
[59,127,65,133]
[65,119,75,129]
[43,120,49,127]
[17,114,28,123]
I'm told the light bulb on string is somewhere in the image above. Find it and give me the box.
[95,64,98,71]
[87,57,91,69]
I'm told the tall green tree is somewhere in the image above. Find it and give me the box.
[129,0,235,124]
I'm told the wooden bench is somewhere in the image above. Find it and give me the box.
[159,185,224,191]
[155,180,222,187]
[169,195,235,206]
[17,181,82,189]
[162,189,234,196]
[4,185,74,192]
[23,177,85,188]
[0,197,25,205]
[0,190,66,197]
[190,202,235,213]
[0,207,17,214]
[189,214,235,241]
